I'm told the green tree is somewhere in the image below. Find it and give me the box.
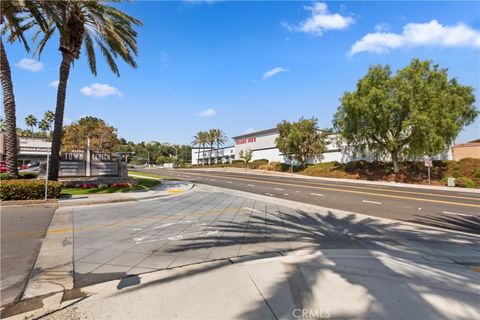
[62,117,119,152]
[24,114,38,135]
[275,117,328,168]
[333,59,478,173]
[1,1,47,178]
[239,148,253,167]
[36,1,142,180]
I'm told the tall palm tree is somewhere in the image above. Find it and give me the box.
[35,1,141,180]
[207,129,217,165]
[192,131,204,166]
[25,114,38,135]
[38,110,54,136]
[214,128,227,164]
[1,1,46,177]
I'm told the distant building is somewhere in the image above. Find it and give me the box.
[452,139,480,161]
[0,133,51,164]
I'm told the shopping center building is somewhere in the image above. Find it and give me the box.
[190,127,453,166]
[191,128,354,165]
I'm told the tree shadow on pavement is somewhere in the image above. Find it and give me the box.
[108,205,480,319]
[407,213,480,234]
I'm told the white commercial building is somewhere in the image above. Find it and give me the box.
[191,127,452,165]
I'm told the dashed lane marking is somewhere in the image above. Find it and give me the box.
[363,200,382,205]
[310,193,324,197]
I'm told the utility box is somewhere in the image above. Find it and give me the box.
[447,177,456,187]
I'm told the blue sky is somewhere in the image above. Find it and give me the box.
[5,1,480,145]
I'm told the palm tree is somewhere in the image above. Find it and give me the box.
[25,114,38,135]
[192,131,204,166]
[34,1,142,180]
[214,128,227,164]
[1,1,46,178]
[38,110,54,135]
[207,129,217,165]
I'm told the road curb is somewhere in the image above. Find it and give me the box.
[22,207,74,300]
[58,183,195,208]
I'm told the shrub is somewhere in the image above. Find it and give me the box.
[455,177,477,188]
[0,179,63,200]
[80,183,97,189]
[0,172,38,180]
[0,173,11,180]
[231,160,245,164]
[20,172,38,179]
[109,182,130,188]
[251,159,269,169]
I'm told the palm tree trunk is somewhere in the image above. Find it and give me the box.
[197,144,200,165]
[49,53,73,180]
[0,39,19,178]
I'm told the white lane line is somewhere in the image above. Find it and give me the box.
[265,193,274,196]
[310,193,324,197]
[442,211,473,217]
[210,179,216,181]
[226,181,233,184]
[274,188,285,191]
[284,193,289,196]
[247,184,255,187]
[362,200,382,205]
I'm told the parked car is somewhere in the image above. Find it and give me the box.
[0,161,6,173]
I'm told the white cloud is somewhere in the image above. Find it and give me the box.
[15,58,44,72]
[262,67,287,80]
[48,80,59,88]
[350,20,480,56]
[198,108,216,118]
[80,83,123,98]
[284,2,354,36]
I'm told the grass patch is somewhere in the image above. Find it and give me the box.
[60,178,161,196]
[128,170,178,180]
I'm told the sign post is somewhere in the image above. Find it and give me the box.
[44,153,49,201]
[424,159,433,184]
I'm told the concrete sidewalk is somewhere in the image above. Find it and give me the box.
[59,180,194,207]
[174,167,480,193]
[8,248,480,320]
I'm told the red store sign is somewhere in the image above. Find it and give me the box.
[235,137,256,145]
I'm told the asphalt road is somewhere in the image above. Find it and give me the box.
[0,204,57,307]
[146,168,480,234]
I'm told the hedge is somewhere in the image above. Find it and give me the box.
[0,179,63,200]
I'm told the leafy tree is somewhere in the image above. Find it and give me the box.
[62,117,119,152]
[275,117,328,168]
[239,149,253,167]
[24,114,38,134]
[35,1,142,180]
[1,1,47,178]
[333,59,478,173]
[0,117,5,133]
